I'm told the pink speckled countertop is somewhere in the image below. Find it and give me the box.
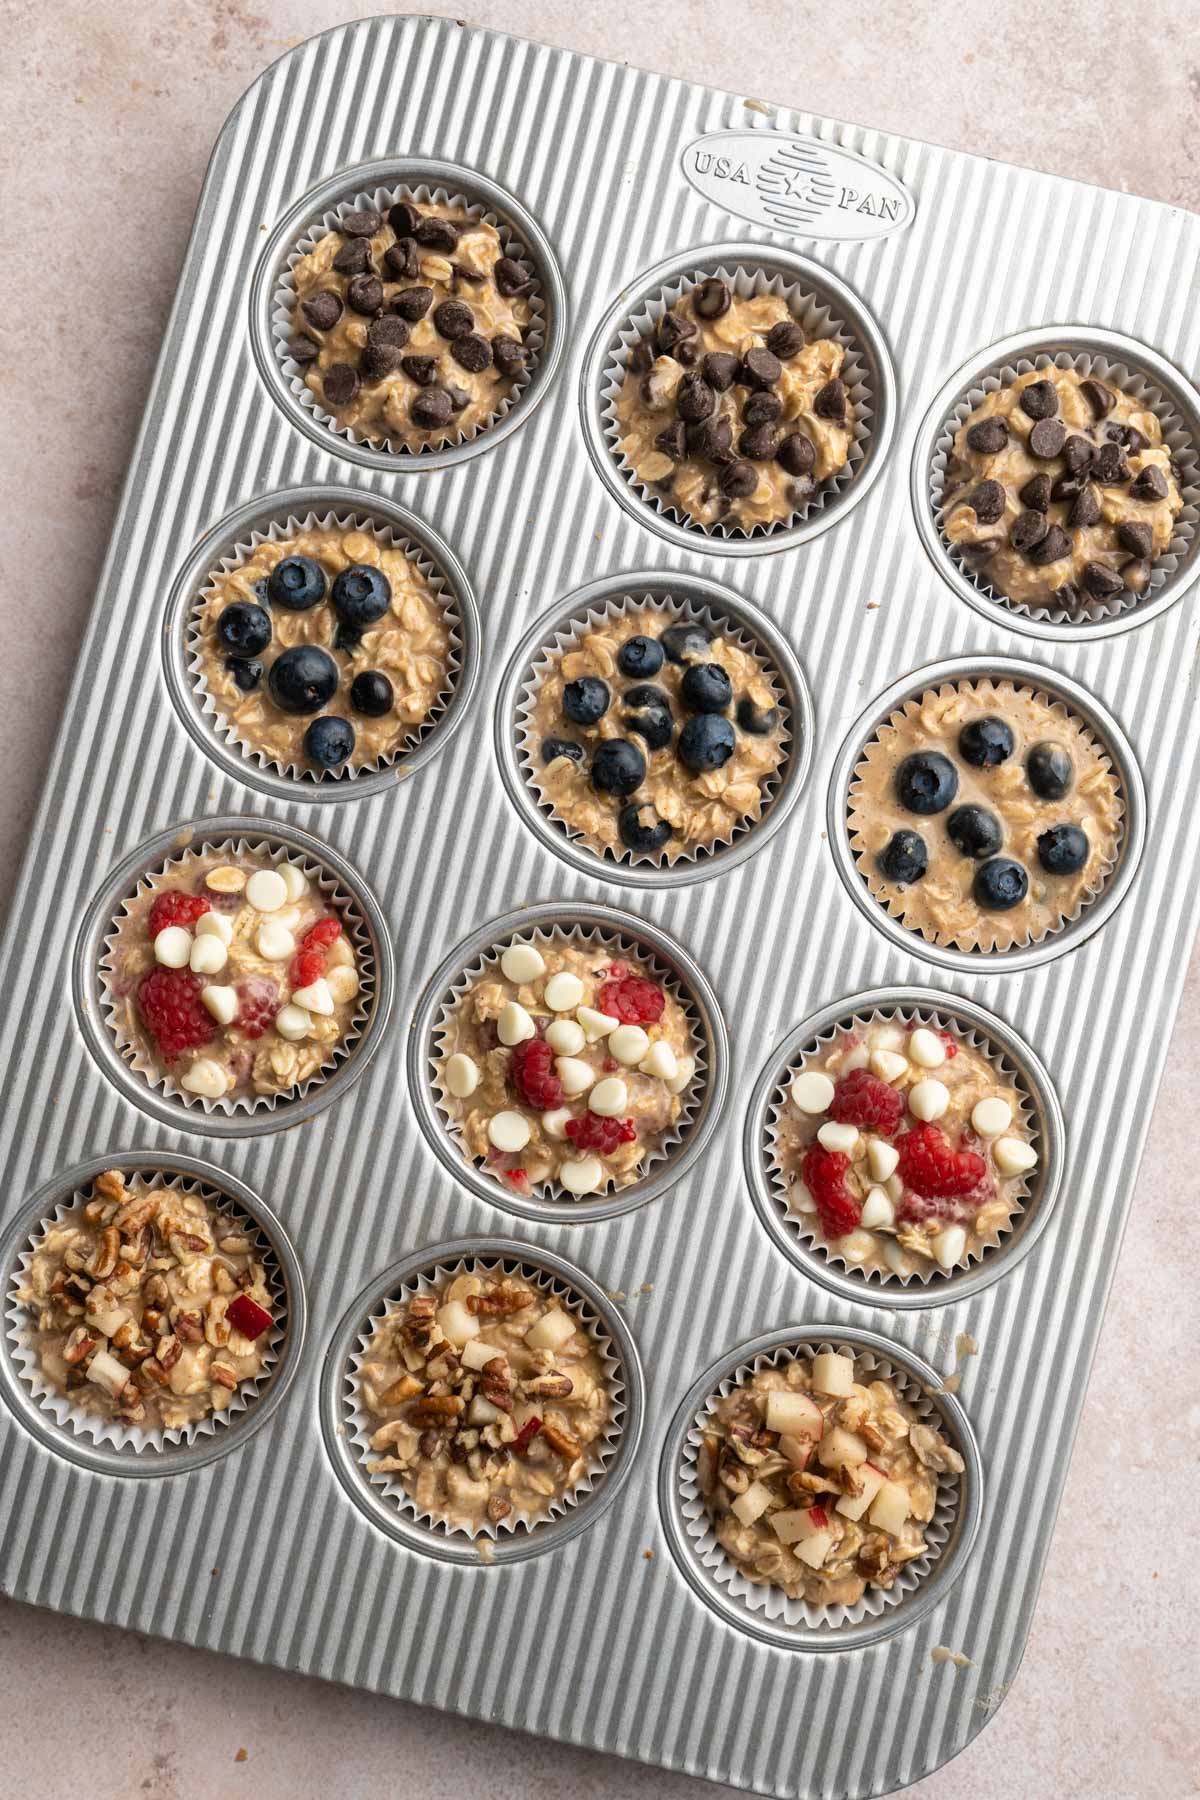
[1,6,1198,1798]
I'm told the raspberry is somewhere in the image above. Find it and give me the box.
[236,977,280,1040]
[137,967,216,1060]
[301,918,342,951]
[828,1068,906,1136]
[597,975,665,1025]
[290,947,326,989]
[147,892,210,938]
[895,1125,986,1199]
[938,1031,959,1060]
[564,1112,638,1155]
[801,1144,861,1239]
[510,1038,564,1111]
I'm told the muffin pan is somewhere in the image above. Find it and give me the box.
[1,17,1198,1800]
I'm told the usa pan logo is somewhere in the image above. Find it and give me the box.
[681,130,915,243]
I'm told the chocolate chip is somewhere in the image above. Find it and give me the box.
[1122,425,1148,454]
[322,363,360,408]
[1019,473,1053,512]
[676,373,716,422]
[692,278,731,320]
[628,340,654,377]
[1117,519,1154,558]
[387,201,419,238]
[655,421,687,459]
[702,352,739,392]
[813,377,847,421]
[743,390,783,426]
[1050,473,1083,502]
[1062,435,1094,475]
[333,236,373,275]
[451,332,492,374]
[346,273,384,316]
[1019,378,1058,420]
[1130,464,1169,501]
[786,477,817,508]
[363,341,407,380]
[392,285,434,322]
[411,388,453,428]
[1122,556,1152,587]
[657,314,697,358]
[740,423,779,460]
[368,315,410,350]
[1082,560,1124,599]
[1092,442,1130,484]
[719,459,758,498]
[1068,483,1101,529]
[414,216,459,251]
[445,383,471,412]
[383,240,421,281]
[494,256,533,297]
[777,432,816,477]
[301,290,343,332]
[1029,418,1067,459]
[1010,509,1049,553]
[966,416,1008,455]
[766,320,806,360]
[687,416,734,462]
[286,335,319,366]
[492,336,528,378]
[434,299,475,340]
[1052,582,1083,611]
[1080,378,1115,419]
[742,347,782,390]
[401,355,439,386]
[341,208,382,238]
[675,340,700,368]
[968,479,1006,524]
[1028,523,1072,566]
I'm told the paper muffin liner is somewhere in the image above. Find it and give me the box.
[344,1253,626,1541]
[99,834,376,1117]
[765,1003,1038,1288]
[272,181,545,458]
[185,506,465,786]
[847,676,1125,955]
[515,590,793,869]
[5,1170,286,1456]
[678,1338,963,1630]
[931,347,1200,626]
[600,262,872,539]
[430,921,708,1202]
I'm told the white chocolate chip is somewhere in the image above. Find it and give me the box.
[791,1179,817,1214]
[609,1024,649,1066]
[589,1077,628,1117]
[859,1186,895,1230]
[488,1111,531,1153]
[254,921,295,962]
[790,1071,835,1114]
[497,1001,536,1046]
[908,1027,947,1069]
[153,927,192,968]
[541,1107,571,1139]
[291,977,334,1017]
[326,965,359,1006]
[870,1049,909,1084]
[245,869,288,913]
[867,1139,900,1182]
[869,1024,906,1051]
[885,1172,905,1203]
[544,971,585,1012]
[445,1052,480,1098]
[883,1238,911,1278]
[189,933,227,975]
[908,1078,950,1122]
[275,1004,312,1041]
[817,1120,858,1155]
[639,1040,679,1081]
[195,910,233,944]
[933,1225,968,1269]
[972,1097,1013,1137]
[993,1136,1038,1176]
[200,984,238,1026]
[545,1018,585,1055]
[577,1005,619,1042]
[555,1056,595,1097]
[277,863,309,903]
[839,1229,874,1262]
[666,1053,695,1096]
[560,1157,604,1196]
[501,942,546,984]
[840,1043,871,1073]
[180,1057,228,1099]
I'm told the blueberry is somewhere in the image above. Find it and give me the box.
[216,600,271,658]
[958,715,1014,768]
[304,715,356,769]
[619,803,672,853]
[946,804,1003,860]
[1026,740,1074,801]
[661,622,713,665]
[678,713,736,773]
[350,670,394,717]
[267,555,327,611]
[267,645,339,714]
[623,684,674,752]
[331,563,392,628]
[617,635,665,679]
[680,662,733,714]
[562,676,610,726]
[736,696,780,735]
[973,856,1029,911]
[878,829,928,885]
[1037,823,1089,876]
[225,656,263,692]
[895,751,958,815]
[541,736,585,766]
[591,738,646,796]
[334,621,363,653]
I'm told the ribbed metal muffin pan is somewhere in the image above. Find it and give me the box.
[0,16,1197,1800]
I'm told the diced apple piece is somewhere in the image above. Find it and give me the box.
[868,1479,911,1536]
[777,1434,813,1471]
[730,1480,773,1526]
[811,1351,855,1397]
[835,1462,887,1521]
[436,1299,480,1347]
[86,1349,130,1398]
[226,1294,272,1340]
[524,1306,575,1352]
[793,1528,835,1570]
[764,1389,825,1438]
[459,1337,499,1373]
[467,1395,500,1426]
[770,1503,828,1545]
[817,1425,869,1470]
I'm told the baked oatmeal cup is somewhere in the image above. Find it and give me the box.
[435,932,701,1200]
[103,844,368,1107]
[356,1265,615,1533]
[190,514,456,776]
[523,600,789,863]
[773,1013,1037,1281]
[12,1168,279,1439]
[284,190,540,453]
[848,677,1123,953]
[697,1347,964,1611]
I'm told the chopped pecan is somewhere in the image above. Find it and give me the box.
[87,1227,120,1281]
[114,1190,159,1233]
[210,1362,239,1391]
[94,1170,127,1204]
[486,1494,512,1523]
[175,1311,205,1343]
[859,1421,887,1454]
[379,1374,423,1405]
[480,1357,514,1413]
[417,1430,441,1458]
[718,1460,749,1495]
[409,1395,465,1422]
[523,1372,574,1399]
[136,1358,169,1389]
[157,1335,182,1372]
[909,1423,965,1476]
[541,1420,582,1462]
[466,1282,532,1317]
[63,1326,97,1365]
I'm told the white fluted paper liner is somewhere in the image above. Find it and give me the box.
[100,834,376,1117]
[931,347,1200,625]
[679,1339,963,1630]
[272,181,545,456]
[430,921,708,1201]
[765,1004,1038,1288]
[515,591,792,868]
[847,677,1125,955]
[600,263,872,539]
[5,1172,285,1455]
[185,506,464,786]
[345,1254,626,1540]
